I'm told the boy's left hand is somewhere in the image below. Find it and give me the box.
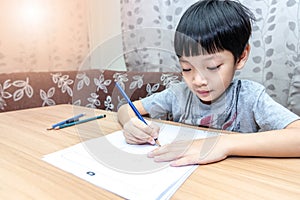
[147,135,230,166]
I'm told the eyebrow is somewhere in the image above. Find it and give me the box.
[178,58,189,63]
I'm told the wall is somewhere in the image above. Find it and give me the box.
[0,0,90,73]
[0,0,126,74]
[88,0,126,71]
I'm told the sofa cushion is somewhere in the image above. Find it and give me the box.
[0,70,182,112]
[72,69,182,111]
[0,71,75,112]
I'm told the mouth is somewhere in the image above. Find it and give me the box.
[195,89,212,97]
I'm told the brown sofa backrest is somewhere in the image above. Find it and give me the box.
[0,70,182,112]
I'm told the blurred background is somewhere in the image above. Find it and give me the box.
[0,0,125,73]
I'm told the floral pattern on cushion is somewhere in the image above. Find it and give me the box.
[0,70,182,112]
[72,70,182,111]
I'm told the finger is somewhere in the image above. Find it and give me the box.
[123,131,139,144]
[153,152,182,162]
[123,129,153,144]
[148,140,192,160]
[148,122,160,138]
[147,146,181,162]
[130,118,158,144]
[131,117,148,128]
[124,120,148,137]
[131,131,155,144]
[170,156,199,167]
[125,136,146,145]
[140,123,158,137]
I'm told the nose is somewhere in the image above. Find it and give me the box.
[192,70,208,86]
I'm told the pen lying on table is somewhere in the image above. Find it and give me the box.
[47,113,85,130]
[54,114,106,129]
[115,82,161,147]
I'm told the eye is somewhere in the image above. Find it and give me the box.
[182,68,192,72]
[180,60,193,72]
[207,65,221,71]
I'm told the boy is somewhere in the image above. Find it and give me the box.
[117,0,300,166]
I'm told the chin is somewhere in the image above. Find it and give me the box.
[197,96,213,104]
[200,99,212,105]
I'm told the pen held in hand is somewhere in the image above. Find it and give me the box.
[154,138,161,147]
[54,114,106,130]
[115,82,161,146]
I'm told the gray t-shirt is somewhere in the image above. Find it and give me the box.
[141,79,299,133]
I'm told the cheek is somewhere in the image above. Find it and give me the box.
[221,71,235,88]
[182,75,194,89]
[211,71,234,90]
[182,75,191,84]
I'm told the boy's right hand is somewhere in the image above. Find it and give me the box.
[122,118,160,145]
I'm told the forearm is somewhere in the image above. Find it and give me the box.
[226,128,300,157]
[117,104,133,126]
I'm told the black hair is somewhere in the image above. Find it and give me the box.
[174,0,255,62]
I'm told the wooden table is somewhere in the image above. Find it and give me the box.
[1,104,300,200]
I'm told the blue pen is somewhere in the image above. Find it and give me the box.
[47,113,85,130]
[115,82,147,124]
[54,114,106,129]
[115,82,160,146]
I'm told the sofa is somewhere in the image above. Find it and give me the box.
[0,70,182,113]
[1,68,299,117]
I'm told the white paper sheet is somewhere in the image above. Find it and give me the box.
[43,123,219,200]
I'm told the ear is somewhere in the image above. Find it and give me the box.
[235,44,250,70]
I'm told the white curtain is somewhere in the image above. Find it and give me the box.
[120,0,300,109]
[120,0,198,72]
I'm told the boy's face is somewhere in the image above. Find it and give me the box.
[179,50,243,104]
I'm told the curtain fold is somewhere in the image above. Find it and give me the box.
[120,0,198,72]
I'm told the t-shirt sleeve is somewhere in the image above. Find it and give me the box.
[141,88,176,119]
[253,89,300,131]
